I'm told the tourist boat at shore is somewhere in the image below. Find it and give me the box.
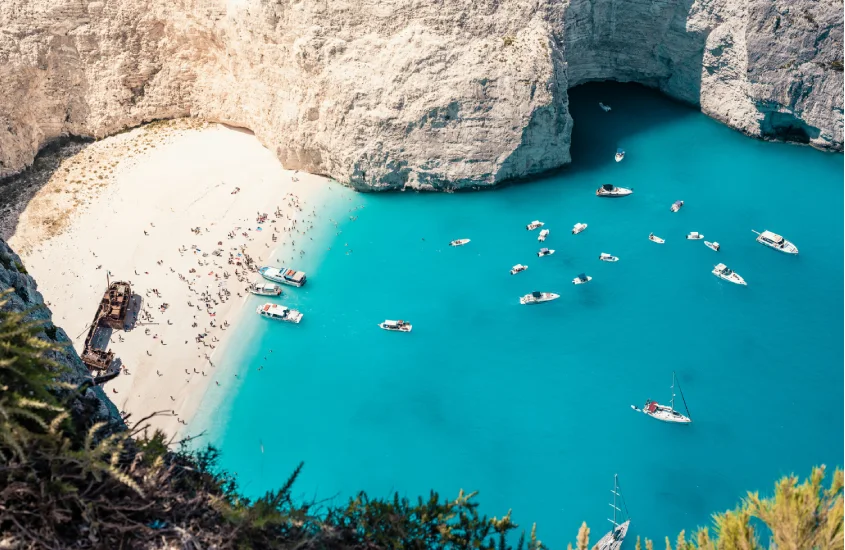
[256,303,303,323]
[599,253,618,262]
[596,184,633,198]
[537,248,555,257]
[648,233,665,244]
[599,102,611,112]
[572,223,588,235]
[595,475,630,550]
[704,241,720,252]
[379,320,412,332]
[615,148,625,162]
[538,229,550,242]
[712,263,746,285]
[510,264,528,275]
[752,230,798,254]
[670,200,684,213]
[249,281,282,296]
[520,291,560,305]
[634,372,692,424]
[526,220,544,231]
[686,231,704,240]
[450,238,471,247]
[572,273,592,285]
[259,266,307,287]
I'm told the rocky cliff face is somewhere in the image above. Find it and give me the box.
[1,0,841,190]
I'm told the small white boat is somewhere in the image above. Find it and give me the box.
[520,291,560,305]
[537,248,555,257]
[638,372,692,424]
[596,184,633,198]
[572,223,588,235]
[256,303,303,323]
[259,266,307,287]
[449,238,471,247]
[670,200,684,213]
[510,264,528,275]
[599,102,612,112]
[712,263,746,285]
[526,220,545,231]
[648,233,665,244]
[572,273,592,285]
[538,229,550,242]
[599,253,618,262]
[752,230,798,254]
[595,475,630,550]
[615,148,625,162]
[248,282,282,296]
[704,241,720,252]
[379,319,412,332]
[686,232,704,240]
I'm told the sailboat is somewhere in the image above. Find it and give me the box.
[634,372,692,423]
[596,474,630,550]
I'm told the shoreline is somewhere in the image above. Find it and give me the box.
[7,121,337,438]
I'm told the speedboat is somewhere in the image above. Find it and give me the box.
[670,200,684,213]
[596,184,633,198]
[256,303,303,323]
[615,148,625,162]
[572,273,592,285]
[449,238,471,247]
[686,232,704,240]
[599,253,619,262]
[379,320,412,332]
[510,264,528,275]
[572,223,588,235]
[526,220,544,231]
[520,291,560,305]
[753,230,798,254]
[248,281,282,296]
[648,233,665,244]
[712,263,746,285]
[538,229,550,242]
[599,102,612,112]
[537,248,555,257]
[259,266,307,287]
[704,241,720,252]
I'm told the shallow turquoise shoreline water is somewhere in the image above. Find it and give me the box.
[196,83,843,546]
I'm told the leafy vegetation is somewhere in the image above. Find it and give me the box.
[1,290,842,549]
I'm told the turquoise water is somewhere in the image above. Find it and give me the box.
[195,83,843,547]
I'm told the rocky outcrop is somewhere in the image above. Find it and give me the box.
[0,0,841,190]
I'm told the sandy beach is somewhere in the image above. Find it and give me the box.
[8,121,332,438]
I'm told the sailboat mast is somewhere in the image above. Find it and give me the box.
[670,372,677,411]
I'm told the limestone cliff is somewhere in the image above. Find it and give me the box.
[1,0,842,190]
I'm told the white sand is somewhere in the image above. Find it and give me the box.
[9,121,331,438]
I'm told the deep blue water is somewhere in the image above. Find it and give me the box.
[193,83,844,547]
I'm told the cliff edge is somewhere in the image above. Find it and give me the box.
[1,0,842,190]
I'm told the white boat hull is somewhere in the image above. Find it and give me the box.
[599,254,618,262]
[614,154,624,162]
[450,239,470,247]
[537,249,555,257]
[379,323,412,333]
[572,223,588,235]
[687,234,704,240]
[596,520,630,550]
[520,293,560,305]
[572,276,592,285]
[649,235,665,244]
[644,407,691,423]
[704,241,720,251]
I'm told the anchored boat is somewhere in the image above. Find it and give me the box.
[572,273,592,285]
[686,231,704,240]
[712,263,746,285]
[599,253,619,262]
[538,229,550,242]
[537,248,555,257]
[259,266,307,287]
[704,241,720,252]
[670,200,684,213]
[572,222,588,235]
[648,233,665,244]
[249,282,282,296]
[526,220,545,231]
[596,184,633,197]
[256,303,303,323]
[596,475,631,550]
[615,148,625,162]
[449,238,471,247]
[379,320,412,332]
[520,291,560,305]
[510,264,528,275]
[752,230,798,254]
[635,371,692,424]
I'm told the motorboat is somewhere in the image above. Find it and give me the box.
[599,102,612,112]
[704,241,720,252]
[449,239,471,247]
[599,253,619,262]
[379,320,412,332]
[520,291,560,305]
[648,233,665,244]
[752,230,798,254]
[259,266,307,287]
[572,223,588,235]
[537,248,555,257]
[686,232,704,240]
[712,263,746,285]
[615,148,625,162]
[572,273,592,285]
[596,184,633,198]
[248,281,282,296]
[526,220,545,231]
[538,229,550,242]
[595,475,630,550]
[256,303,303,323]
[510,264,528,275]
[670,200,684,213]
[636,372,692,424]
